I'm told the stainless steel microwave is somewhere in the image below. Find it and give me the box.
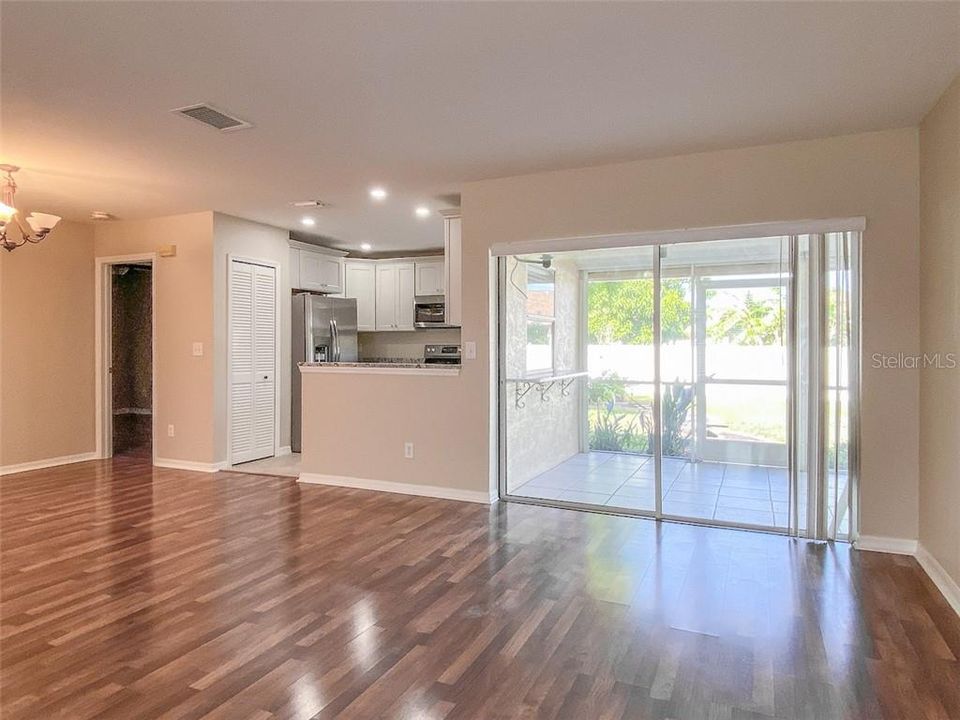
[414,301,459,328]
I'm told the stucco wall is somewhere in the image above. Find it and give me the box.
[504,257,581,491]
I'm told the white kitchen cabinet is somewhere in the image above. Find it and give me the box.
[375,262,415,331]
[375,265,397,330]
[397,263,415,329]
[414,259,444,296]
[344,260,377,331]
[442,213,462,326]
[288,247,301,290]
[298,250,343,294]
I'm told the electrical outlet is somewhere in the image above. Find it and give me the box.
[192,342,204,357]
[404,442,414,459]
[464,341,477,360]
[167,424,175,437]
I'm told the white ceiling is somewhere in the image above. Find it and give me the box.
[2,2,957,252]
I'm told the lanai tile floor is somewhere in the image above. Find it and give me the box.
[512,452,792,528]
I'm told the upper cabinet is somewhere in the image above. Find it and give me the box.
[414,259,444,296]
[441,211,462,326]
[374,262,415,331]
[289,241,346,294]
[299,251,343,294]
[343,260,377,331]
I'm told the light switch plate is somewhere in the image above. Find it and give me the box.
[192,342,203,357]
[464,341,477,360]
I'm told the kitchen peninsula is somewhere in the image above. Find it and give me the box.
[296,347,491,503]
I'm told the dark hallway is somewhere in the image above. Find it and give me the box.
[111,263,152,457]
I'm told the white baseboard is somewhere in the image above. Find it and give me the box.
[153,458,227,473]
[916,544,960,617]
[0,451,99,477]
[298,472,494,504]
[853,535,918,555]
[277,446,292,457]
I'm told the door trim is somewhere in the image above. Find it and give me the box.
[226,255,281,466]
[95,253,158,464]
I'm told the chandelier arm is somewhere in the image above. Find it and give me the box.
[12,213,33,238]
[9,213,48,244]
[1,232,27,251]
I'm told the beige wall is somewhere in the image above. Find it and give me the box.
[0,221,96,467]
[212,213,292,463]
[94,212,216,464]
[919,76,960,586]
[300,372,483,493]
[300,128,923,543]
[461,128,921,540]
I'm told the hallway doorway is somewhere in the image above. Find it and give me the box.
[96,254,157,462]
[110,263,153,457]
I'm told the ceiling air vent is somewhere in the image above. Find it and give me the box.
[171,103,252,132]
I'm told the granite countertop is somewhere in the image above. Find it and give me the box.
[299,358,461,372]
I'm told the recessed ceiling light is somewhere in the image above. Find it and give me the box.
[414,206,430,218]
[301,217,316,227]
[360,243,372,252]
[369,186,388,201]
[90,211,113,221]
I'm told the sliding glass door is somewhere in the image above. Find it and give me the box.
[499,231,859,541]
[657,236,790,529]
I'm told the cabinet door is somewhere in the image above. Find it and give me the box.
[299,251,343,293]
[344,262,377,331]
[317,256,343,293]
[444,217,462,326]
[288,248,301,290]
[375,265,398,330]
[298,251,323,291]
[396,263,415,330]
[414,260,444,296]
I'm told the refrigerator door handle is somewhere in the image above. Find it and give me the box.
[331,319,341,361]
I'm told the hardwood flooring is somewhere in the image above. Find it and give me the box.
[1,455,958,719]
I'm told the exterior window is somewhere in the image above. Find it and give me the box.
[525,265,555,375]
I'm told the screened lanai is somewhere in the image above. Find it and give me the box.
[498,232,858,540]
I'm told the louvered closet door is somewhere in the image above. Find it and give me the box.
[230,260,277,464]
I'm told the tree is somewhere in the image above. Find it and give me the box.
[587,279,690,344]
[707,291,784,346]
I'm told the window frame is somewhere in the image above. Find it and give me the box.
[524,264,557,377]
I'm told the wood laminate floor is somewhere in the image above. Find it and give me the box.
[1,455,958,720]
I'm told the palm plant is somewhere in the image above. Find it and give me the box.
[656,382,695,456]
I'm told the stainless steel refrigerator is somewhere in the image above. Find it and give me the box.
[291,293,358,452]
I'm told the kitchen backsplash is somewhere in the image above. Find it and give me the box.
[358,328,461,360]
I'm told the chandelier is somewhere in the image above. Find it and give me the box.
[0,165,61,252]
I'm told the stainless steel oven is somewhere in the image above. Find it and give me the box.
[423,344,461,365]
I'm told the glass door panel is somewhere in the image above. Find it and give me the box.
[659,236,790,529]
[585,248,657,512]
